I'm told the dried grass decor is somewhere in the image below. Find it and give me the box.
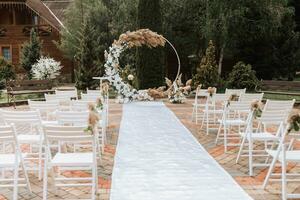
[287,113,300,133]
[251,100,262,119]
[207,87,216,97]
[227,94,239,107]
[115,29,166,48]
[85,103,100,134]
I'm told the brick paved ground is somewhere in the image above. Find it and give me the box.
[0,99,299,199]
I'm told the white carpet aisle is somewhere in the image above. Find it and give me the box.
[110,102,252,200]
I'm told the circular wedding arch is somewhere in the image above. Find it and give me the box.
[104,29,181,102]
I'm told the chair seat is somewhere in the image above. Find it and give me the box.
[0,154,26,167]
[218,119,246,125]
[267,150,300,162]
[240,132,279,141]
[42,120,59,126]
[51,153,93,166]
[204,109,223,114]
[18,134,41,143]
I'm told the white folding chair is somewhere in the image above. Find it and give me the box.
[42,125,98,200]
[55,89,78,100]
[216,100,253,152]
[199,93,228,134]
[0,124,32,200]
[28,100,59,120]
[236,99,295,176]
[261,123,300,199]
[1,110,46,180]
[192,86,217,123]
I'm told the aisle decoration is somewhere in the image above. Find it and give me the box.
[165,74,192,103]
[84,103,100,134]
[207,87,216,97]
[226,93,239,107]
[287,113,300,133]
[251,100,262,119]
[104,28,186,103]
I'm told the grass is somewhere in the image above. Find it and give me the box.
[263,93,300,102]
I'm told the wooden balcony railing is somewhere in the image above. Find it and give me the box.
[0,27,7,37]
[22,25,52,36]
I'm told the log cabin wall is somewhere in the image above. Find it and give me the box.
[0,2,73,81]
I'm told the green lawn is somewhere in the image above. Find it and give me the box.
[263,93,300,102]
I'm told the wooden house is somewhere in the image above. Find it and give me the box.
[0,0,73,80]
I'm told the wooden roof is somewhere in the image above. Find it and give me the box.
[43,0,71,22]
[26,0,64,30]
[0,0,70,30]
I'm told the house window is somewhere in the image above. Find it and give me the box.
[1,46,12,61]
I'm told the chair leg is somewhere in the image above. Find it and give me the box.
[236,135,247,164]
[191,106,195,122]
[215,123,222,145]
[43,154,48,200]
[282,145,287,200]
[206,111,209,135]
[263,149,280,189]
[91,165,96,200]
[38,142,43,180]
[195,107,198,124]
[13,160,19,200]
[21,159,32,193]
[249,137,253,176]
[50,167,57,194]
[224,124,228,153]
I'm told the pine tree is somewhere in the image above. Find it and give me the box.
[20,28,41,79]
[136,0,164,89]
[74,15,101,90]
[192,40,219,88]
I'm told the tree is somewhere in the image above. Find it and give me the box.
[136,0,164,89]
[59,0,110,68]
[74,15,102,90]
[20,28,41,79]
[227,61,259,90]
[192,40,219,88]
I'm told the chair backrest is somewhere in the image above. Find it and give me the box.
[55,89,78,99]
[86,89,101,95]
[71,100,94,111]
[1,110,42,125]
[227,101,252,112]
[56,110,89,126]
[0,125,22,156]
[81,93,100,101]
[45,94,70,102]
[43,125,96,156]
[259,99,295,124]
[225,88,246,97]
[28,100,59,112]
[239,93,264,102]
[0,125,16,143]
[212,93,228,104]
[263,99,295,112]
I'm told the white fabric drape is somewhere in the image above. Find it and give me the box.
[111,101,252,200]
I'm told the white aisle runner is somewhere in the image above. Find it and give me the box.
[110,102,252,200]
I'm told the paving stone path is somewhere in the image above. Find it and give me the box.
[1,99,300,199]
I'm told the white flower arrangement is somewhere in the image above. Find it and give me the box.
[104,43,153,103]
[31,56,62,80]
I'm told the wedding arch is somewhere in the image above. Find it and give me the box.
[103,29,181,103]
